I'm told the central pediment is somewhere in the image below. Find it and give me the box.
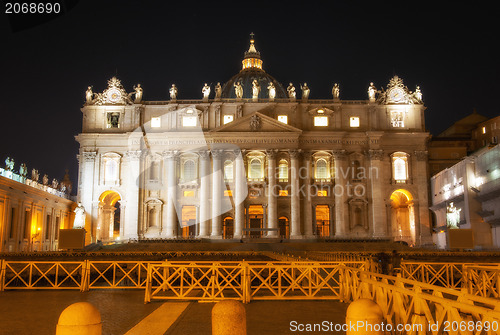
[212,112,302,133]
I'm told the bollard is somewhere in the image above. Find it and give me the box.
[56,302,102,335]
[212,300,246,335]
[345,299,384,335]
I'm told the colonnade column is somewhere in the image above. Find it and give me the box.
[211,150,223,238]
[164,150,178,238]
[333,150,347,237]
[233,149,245,239]
[368,149,387,237]
[266,149,278,237]
[302,151,313,238]
[289,149,301,238]
[123,150,141,240]
[198,150,210,238]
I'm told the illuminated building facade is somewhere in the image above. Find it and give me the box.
[431,144,500,249]
[76,37,432,245]
[0,167,75,252]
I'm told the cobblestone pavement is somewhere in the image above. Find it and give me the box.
[0,290,159,335]
[0,290,348,335]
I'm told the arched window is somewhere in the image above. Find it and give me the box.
[224,160,234,181]
[150,161,160,180]
[183,160,196,181]
[315,159,328,179]
[249,158,263,179]
[392,152,408,182]
[278,159,288,181]
[104,159,118,183]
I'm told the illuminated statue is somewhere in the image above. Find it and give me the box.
[52,178,59,189]
[300,83,310,100]
[202,83,210,101]
[133,84,143,103]
[368,82,377,102]
[31,169,39,182]
[73,203,86,229]
[214,82,222,100]
[414,86,422,102]
[267,82,276,100]
[332,83,340,99]
[287,83,296,100]
[252,79,260,99]
[234,81,243,99]
[169,84,178,100]
[85,86,93,104]
[446,202,461,229]
[42,174,49,186]
[19,163,27,177]
[4,157,14,171]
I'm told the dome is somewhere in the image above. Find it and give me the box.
[221,34,287,100]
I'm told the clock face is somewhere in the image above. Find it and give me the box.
[106,88,122,103]
[388,88,404,102]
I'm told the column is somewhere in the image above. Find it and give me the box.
[368,149,387,237]
[266,149,278,237]
[329,204,335,238]
[123,150,141,240]
[198,150,210,238]
[302,151,313,238]
[164,150,178,238]
[78,151,96,241]
[233,149,245,239]
[289,150,301,238]
[333,150,348,237]
[211,150,223,238]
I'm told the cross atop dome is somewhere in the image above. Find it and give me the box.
[242,32,263,71]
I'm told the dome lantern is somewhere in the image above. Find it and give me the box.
[242,33,263,71]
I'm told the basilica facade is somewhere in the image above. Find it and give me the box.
[76,37,432,245]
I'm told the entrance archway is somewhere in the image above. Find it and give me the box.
[223,216,234,239]
[97,191,122,241]
[278,216,289,238]
[181,206,196,238]
[390,189,416,245]
[315,205,330,238]
[247,205,263,238]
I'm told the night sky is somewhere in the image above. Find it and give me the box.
[1,1,499,193]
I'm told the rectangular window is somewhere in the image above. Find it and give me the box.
[223,115,234,124]
[317,190,328,197]
[24,210,31,239]
[46,214,51,240]
[390,111,404,127]
[349,117,360,127]
[183,190,195,197]
[9,208,16,238]
[482,126,486,134]
[224,190,232,197]
[279,190,288,196]
[151,117,161,128]
[277,115,288,124]
[182,116,197,127]
[55,217,60,239]
[314,116,328,127]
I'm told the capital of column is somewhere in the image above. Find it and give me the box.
[265,149,278,160]
[367,149,384,161]
[211,149,224,159]
[288,149,301,159]
[125,150,144,161]
[414,150,428,161]
[162,150,179,161]
[198,149,211,160]
[81,151,97,162]
[332,149,347,160]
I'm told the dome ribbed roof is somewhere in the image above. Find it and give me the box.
[221,34,287,99]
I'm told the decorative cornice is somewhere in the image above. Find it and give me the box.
[367,149,385,161]
[414,150,428,161]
